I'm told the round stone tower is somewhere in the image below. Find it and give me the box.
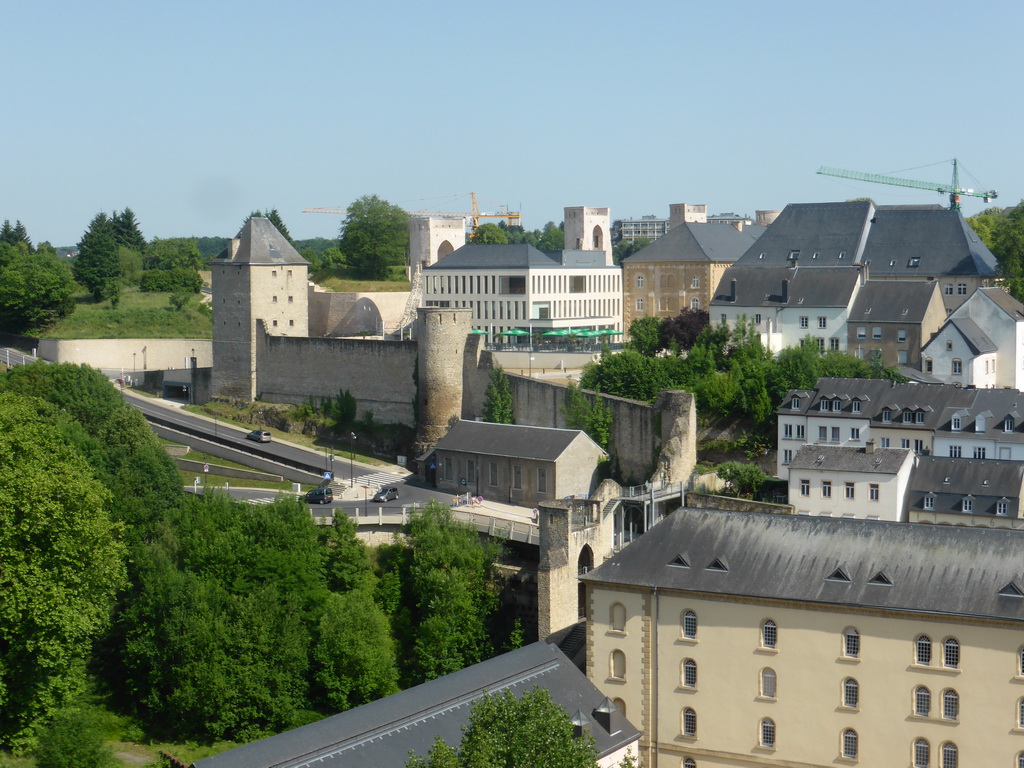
[415,306,472,453]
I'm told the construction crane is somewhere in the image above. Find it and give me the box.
[303,193,522,232]
[816,159,998,211]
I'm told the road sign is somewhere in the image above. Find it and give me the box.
[203,463,210,473]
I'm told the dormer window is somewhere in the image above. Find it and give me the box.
[1005,417,1014,433]
[788,250,800,261]
[882,409,892,423]
[916,412,925,424]
[952,415,961,431]
[962,497,974,513]
[977,415,986,433]
[902,411,914,424]
[790,397,801,410]
[852,401,861,414]
[924,494,935,511]
[832,399,842,411]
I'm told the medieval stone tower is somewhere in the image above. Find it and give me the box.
[408,217,466,274]
[415,306,471,454]
[211,217,310,401]
[563,206,612,265]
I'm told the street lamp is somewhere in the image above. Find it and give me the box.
[132,352,136,372]
[349,432,356,488]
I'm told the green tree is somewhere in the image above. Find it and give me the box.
[470,223,509,245]
[0,392,127,749]
[613,236,651,265]
[482,365,514,424]
[73,213,121,301]
[339,195,409,280]
[715,461,768,498]
[34,707,115,768]
[537,221,564,251]
[563,383,612,450]
[331,389,358,432]
[143,237,203,272]
[118,245,143,286]
[406,688,599,768]
[111,208,146,253]
[627,315,664,357]
[660,308,709,351]
[0,251,77,332]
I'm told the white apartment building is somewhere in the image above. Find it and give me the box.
[422,243,622,335]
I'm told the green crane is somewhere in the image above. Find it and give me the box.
[816,159,998,211]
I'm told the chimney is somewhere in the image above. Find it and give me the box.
[592,698,617,733]
[229,237,241,259]
[731,220,744,232]
[865,439,876,454]
[571,709,591,739]
[781,279,790,304]
[730,278,737,303]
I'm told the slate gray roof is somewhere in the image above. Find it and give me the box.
[732,202,874,268]
[191,642,639,768]
[789,444,912,475]
[729,201,998,278]
[861,207,997,277]
[909,456,1024,500]
[434,420,605,462]
[426,244,616,271]
[620,221,765,265]
[710,266,861,308]
[213,217,309,266]
[977,287,1024,321]
[581,507,1024,622]
[948,317,997,354]
[847,281,939,323]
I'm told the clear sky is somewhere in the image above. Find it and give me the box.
[4,0,1022,247]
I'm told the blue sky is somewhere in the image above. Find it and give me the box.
[4,0,1022,246]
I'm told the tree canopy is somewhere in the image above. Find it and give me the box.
[339,195,409,279]
[470,223,508,245]
[482,365,514,424]
[0,250,76,332]
[73,213,122,302]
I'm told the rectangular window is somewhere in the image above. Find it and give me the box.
[443,457,453,481]
[852,401,861,413]
[818,316,827,329]
[850,427,860,440]
[272,295,278,303]
[898,329,907,343]
[903,411,914,424]
[691,276,699,289]
[898,350,908,364]
[949,445,962,458]
[831,427,840,442]
[830,338,840,351]
[800,316,809,329]
[914,439,924,453]
[822,481,832,499]
[782,449,792,465]
[783,424,793,439]
[800,479,810,496]
[288,296,293,303]
[962,497,973,512]
[819,426,828,441]
[512,465,522,490]
[901,439,910,449]
[924,495,935,510]
[997,500,1008,516]
[957,283,967,295]
[856,326,866,339]
[489,461,498,486]
[882,410,892,423]
[953,360,962,375]
[817,337,825,351]
[974,446,987,459]
[869,484,879,501]
[845,482,855,500]
[880,437,890,448]
[872,327,882,340]
[754,313,762,324]
[537,467,547,493]
[796,425,805,440]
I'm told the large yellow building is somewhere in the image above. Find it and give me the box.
[583,508,1024,768]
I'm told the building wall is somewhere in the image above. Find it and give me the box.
[622,262,717,330]
[409,217,466,273]
[308,289,412,337]
[254,329,418,423]
[715,304,854,354]
[923,325,994,388]
[589,582,1024,768]
[36,338,212,370]
[787,460,913,520]
[564,206,613,264]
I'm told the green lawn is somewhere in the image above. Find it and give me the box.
[37,288,212,339]
[310,266,410,293]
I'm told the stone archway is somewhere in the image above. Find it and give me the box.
[577,544,595,619]
[591,226,604,251]
[436,239,454,262]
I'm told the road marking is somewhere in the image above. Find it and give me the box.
[244,496,277,505]
[350,471,405,487]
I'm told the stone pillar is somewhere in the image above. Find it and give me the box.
[415,307,472,455]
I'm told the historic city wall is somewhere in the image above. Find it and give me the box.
[36,338,212,371]
[308,289,411,337]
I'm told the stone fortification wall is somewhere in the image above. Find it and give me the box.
[255,329,417,424]
[37,338,212,370]
[416,307,471,452]
[308,289,411,337]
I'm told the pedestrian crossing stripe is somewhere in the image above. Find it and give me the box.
[244,497,276,505]
[346,471,405,487]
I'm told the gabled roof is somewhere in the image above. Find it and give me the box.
[582,507,1024,622]
[621,221,765,265]
[732,202,874,268]
[847,281,940,323]
[213,217,308,266]
[710,266,861,308]
[909,456,1024,500]
[948,317,997,354]
[789,444,913,475]
[434,420,605,462]
[426,244,614,271]
[191,642,640,768]
[861,207,997,277]
[975,287,1024,321]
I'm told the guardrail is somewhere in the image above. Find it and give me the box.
[314,505,540,545]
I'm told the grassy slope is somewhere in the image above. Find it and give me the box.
[310,265,410,293]
[37,289,212,339]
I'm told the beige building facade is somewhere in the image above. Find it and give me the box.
[584,508,1024,768]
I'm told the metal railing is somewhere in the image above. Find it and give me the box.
[312,504,539,545]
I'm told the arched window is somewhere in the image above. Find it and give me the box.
[683,759,696,768]
[761,619,777,649]
[842,729,858,760]
[760,668,777,698]
[844,628,860,658]
[610,603,626,632]
[915,635,932,665]
[1019,647,1024,677]
[843,678,859,708]
[613,698,626,717]
[940,741,957,768]
[1017,752,1024,768]
[682,610,697,639]
[611,650,626,680]
[760,718,775,748]
[913,738,930,768]
[690,298,699,310]
[942,689,959,720]
[943,637,960,668]
[915,686,931,717]
[682,659,697,688]
[660,273,675,289]
[1018,697,1024,728]
[682,707,697,737]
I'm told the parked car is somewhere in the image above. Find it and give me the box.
[304,487,333,505]
[246,430,271,443]
[372,486,399,502]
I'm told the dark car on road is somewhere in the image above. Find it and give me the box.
[246,429,271,443]
[372,486,399,502]
[304,487,333,505]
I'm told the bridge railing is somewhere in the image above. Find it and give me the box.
[313,505,539,545]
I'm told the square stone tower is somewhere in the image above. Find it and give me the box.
[563,206,612,265]
[408,216,466,274]
[211,217,310,401]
